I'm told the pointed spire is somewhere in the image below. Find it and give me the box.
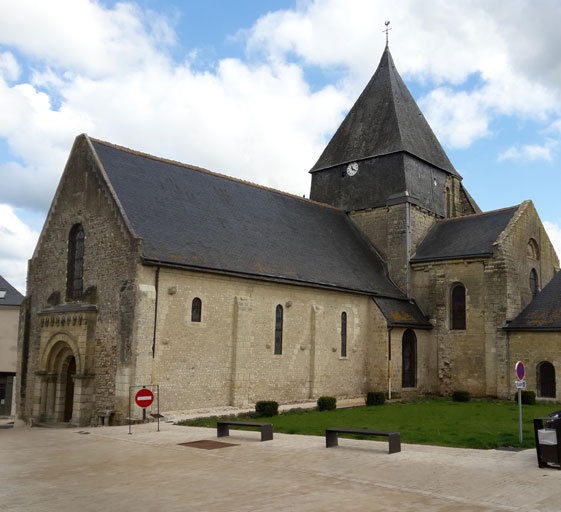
[310,46,459,177]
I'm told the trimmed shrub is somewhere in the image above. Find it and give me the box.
[452,390,470,402]
[317,396,337,411]
[365,391,385,406]
[255,400,278,417]
[521,390,536,405]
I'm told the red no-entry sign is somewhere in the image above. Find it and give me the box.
[135,388,154,408]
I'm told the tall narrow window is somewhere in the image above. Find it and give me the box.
[402,329,417,388]
[191,297,202,322]
[67,224,84,300]
[451,284,466,330]
[341,312,347,357]
[529,268,539,299]
[446,187,451,217]
[274,305,283,355]
[538,361,556,398]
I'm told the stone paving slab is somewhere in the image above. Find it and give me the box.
[1,422,560,511]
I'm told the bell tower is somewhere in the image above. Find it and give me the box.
[309,46,478,294]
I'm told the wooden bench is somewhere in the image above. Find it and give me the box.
[325,428,400,453]
[217,421,273,442]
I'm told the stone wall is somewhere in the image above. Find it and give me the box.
[508,331,561,400]
[17,136,140,425]
[129,265,393,415]
[351,203,438,294]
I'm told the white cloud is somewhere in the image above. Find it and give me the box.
[247,0,561,147]
[544,221,561,260]
[0,204,39,293]
[0,0,172,79]
[0,51,20,81]
[498,140,557,163]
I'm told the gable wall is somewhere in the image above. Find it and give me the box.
[127,265,392,416]
[495,201,559,320]
[18,137,140,424]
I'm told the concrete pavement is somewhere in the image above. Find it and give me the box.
[1,421,560,512]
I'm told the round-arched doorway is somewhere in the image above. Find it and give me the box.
[537,361,556,398]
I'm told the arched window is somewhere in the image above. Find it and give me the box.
[402,329,417,388]
[527,239,539,260]
[451,284,466,330]
[274,305,283,355]
[537,361,556,398]
[529,268,539,299]
[67,224,84,300]
[341,312,347,357]
[191,297,202,322]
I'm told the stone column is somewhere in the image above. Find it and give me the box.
[309,305,324,398]
[45,373,57,422]
[230,296,252,407]
[33,371,48,422]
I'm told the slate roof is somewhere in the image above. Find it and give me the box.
[310,46,459,177]
[90,138,406,298]
[0,275,24,306]
[411,206,519,263]
[505,271,561,331]
[372,297,432,329]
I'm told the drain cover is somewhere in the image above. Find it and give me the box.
[178,440,239,450]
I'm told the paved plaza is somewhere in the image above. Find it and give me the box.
[1,419,561,512]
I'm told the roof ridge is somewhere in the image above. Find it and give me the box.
[89,137,342,212]
[434,204,521,223]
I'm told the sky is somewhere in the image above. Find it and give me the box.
[1,0,561,293]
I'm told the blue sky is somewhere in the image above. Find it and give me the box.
[0,0,560,292]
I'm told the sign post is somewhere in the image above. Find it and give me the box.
[128,384,160,435]
[515,361,525,444]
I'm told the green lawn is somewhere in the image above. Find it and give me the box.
[176,398,561,449]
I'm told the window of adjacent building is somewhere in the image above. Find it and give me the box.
[274,305,283,355]
[451,284,466,330]
[529,268,539,298]
[341,312,347,357]
[537,361,556,398]
[191,297,202,322]
[0,290,6,299]
[402,329,417,388]
[67,224,84,300]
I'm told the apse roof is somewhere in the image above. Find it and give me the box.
[0,275,24,306]
[310,46,459,177]
[505,271,561,331]
[411,206,519,263]
[90,137,406,298]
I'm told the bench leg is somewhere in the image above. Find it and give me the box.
[260,425,273,441]
[217,424,229,438]
[326,431,339,448]
[388,433,401,454]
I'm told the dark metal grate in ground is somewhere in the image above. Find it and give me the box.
[178,440,239,450]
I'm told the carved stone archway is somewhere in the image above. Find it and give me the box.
[33,332,94,426]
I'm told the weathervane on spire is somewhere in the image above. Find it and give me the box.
[383,20,391,47]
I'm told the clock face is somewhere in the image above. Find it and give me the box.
[346,162,359,176]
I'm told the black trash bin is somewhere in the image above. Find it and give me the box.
[534,410,561,469]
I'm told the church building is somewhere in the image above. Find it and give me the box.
[16,46,560,426]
